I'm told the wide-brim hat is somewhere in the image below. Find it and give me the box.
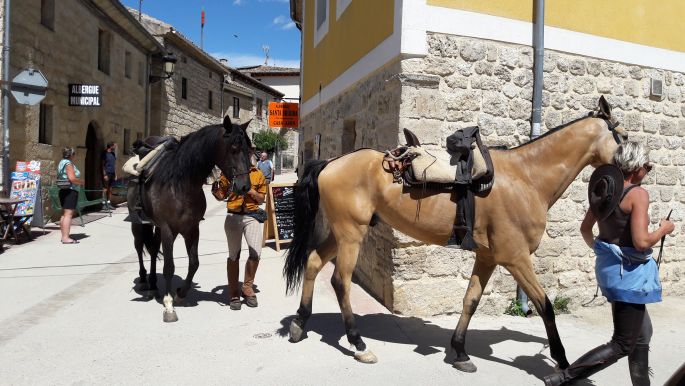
[588,164,624,221]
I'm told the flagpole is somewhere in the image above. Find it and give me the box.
[201,7,205,50]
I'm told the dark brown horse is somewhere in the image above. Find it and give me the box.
[130,116,252,322]
[284,97,627,371]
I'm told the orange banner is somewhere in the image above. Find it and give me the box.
[268,102,299,128]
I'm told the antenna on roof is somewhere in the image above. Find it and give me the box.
[138,0,143,21]
[262,45,270,66]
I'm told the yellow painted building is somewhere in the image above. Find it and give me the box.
[291,0,685,316]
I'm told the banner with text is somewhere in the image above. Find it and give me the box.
[69,84,102,107]
[268,102,299,129]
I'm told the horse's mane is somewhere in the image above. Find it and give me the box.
[495,115,594,151]
[152,124,224,188]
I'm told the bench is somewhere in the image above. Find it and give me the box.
[45,186,112,227]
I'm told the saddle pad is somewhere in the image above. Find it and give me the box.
[408,145,487,184]
[122,156,141,177]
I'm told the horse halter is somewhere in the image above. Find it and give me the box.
[604,119,623,144]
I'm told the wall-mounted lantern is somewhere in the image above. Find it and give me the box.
[149,52,177,83]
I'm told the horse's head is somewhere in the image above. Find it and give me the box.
[588,95,628,166]
[218,116,252,195]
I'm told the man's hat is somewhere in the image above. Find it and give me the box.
[588,164,624,221]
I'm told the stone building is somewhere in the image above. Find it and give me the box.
[0,0,6,183]
[131,10,284,143]
[291,0,685,316]
[239,65,301,171]
[1,0,162,195]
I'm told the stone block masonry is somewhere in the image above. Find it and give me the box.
[301,33,684,317]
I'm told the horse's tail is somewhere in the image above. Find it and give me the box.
[283,159,329,294]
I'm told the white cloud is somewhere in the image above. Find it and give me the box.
[273,15,296,30]
[210,52,300,68]
[233,0,243,5]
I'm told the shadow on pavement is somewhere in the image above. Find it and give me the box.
[276,313,593,382]
[129,274,259,308]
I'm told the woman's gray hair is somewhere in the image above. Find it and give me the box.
[613,141,649,175]
[62,147,75,159]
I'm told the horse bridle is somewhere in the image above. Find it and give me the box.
[222,131,252,194]
[604,119,623,144]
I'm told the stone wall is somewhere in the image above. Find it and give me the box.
[302,32,685,317]
[10,0,151,189]
[0,0,5,191]
[390,33,685,316]
[159,42,224,138]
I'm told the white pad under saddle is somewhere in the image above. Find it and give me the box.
[408,145,487,184]
[121,144,167,177]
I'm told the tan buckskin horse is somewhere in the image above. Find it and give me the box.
[283,96,628,372]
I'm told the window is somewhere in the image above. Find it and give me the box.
[233,97,240,118]
[41,0,55,30]
[208,91,213,110]
[341,119,356,154]
[98,29,111,74]
[314,0,329,46]
[136,132,143,141]
[256,98,263,117]
[209,71,213,78]
[138,61,144,86]
[39,103,53,144]
[181,77,188,99]
[123,129,131,155]
[124,51,132,79]
[316,0,327,28]
[336,0,352,19]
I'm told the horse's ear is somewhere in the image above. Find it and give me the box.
[241,119,252,131]
[403,128,421,147]
[597,95,612,119]
[223,116,233,132]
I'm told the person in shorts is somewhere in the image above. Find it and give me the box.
[57,147,84,244]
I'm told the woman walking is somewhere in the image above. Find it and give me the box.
[57,147,84,244]
[544,141,675,385]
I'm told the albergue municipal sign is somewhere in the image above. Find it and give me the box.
[68,84,102,107]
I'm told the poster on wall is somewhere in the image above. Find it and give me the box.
[9,161,43,225]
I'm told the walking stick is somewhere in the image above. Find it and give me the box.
[656,209,672,269]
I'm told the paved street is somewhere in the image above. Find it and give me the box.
[0,179,683,385]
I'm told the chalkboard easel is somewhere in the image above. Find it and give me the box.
[262,182,296,252]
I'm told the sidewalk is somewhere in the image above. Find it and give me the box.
[0,179,683,385]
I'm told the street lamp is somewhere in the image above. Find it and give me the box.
[149,52,177,83]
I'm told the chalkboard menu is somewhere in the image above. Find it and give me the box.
[263,182,296,251]
[272,185,295,240]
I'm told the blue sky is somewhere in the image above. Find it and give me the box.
[120,0,300,68]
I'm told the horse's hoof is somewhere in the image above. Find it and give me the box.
[354,350,378,364]
[289,320,305,343]
[453,359,477,373]
[162,310,178,323]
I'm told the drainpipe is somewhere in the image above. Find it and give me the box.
[531,0,544,139]
[144,53,151,138]
[2,0,11,192]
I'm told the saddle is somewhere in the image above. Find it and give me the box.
[383,128,495,250]
[122,136,176,178]
[122,136,177,225]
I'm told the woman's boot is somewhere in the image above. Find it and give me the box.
[242,259,259,307]
[543,343,622,386]
[227,259,241,310]
[628,344,650,386]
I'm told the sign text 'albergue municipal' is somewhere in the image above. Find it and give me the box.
[69,84,102,107]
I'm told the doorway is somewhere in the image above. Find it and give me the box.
[84,121,103,199]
